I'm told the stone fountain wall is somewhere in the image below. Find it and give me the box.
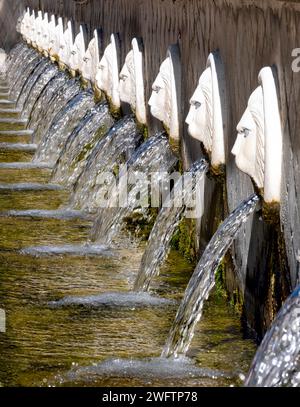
[0,0,23,50]
[3,0,300,340]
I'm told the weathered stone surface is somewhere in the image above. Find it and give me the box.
[0,0,23,50]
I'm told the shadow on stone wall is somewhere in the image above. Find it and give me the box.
[0,0,23,50]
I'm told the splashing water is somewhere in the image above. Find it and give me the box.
[4,45,23,82]
[6,43,27,78]
[33,90,95,164]
[134,159,208,292]
[48,291,174,309]
[6,46,35,87]
[1,41,257,388]
[32,79,81,144]
[17,58,49,110]
[71,115,143,211]
[57,356,229,387]
[245,284,300,387]
[162,194,259,358]
[10,52,42,102]
[90,133,178,245]
[21,243,115,258]
[2,209,92,220]
[52,102,113,186]
[28,71,68,132]
[22,63,58,119]
[7,43,25,60]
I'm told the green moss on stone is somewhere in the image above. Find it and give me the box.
[170,217,198,263]
[93,85,102,103]
[73,125,108,167]
[123,207,159,240]
[215,260,227,298]
[135,123,148,140]
[101,92,121,120]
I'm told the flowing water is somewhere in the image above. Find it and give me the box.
[7,43,25,62]
[32,78,81,144]
[5,43,27,78]
[71,115,143,211]
[0,224,256,387]
[28,71,68,132]
[162,194,259,358]
[6,46,34,88]
[17,58,49,110]
[22,63,58,119]
[245,285,300,387]
[0,189,257,387]
[134,159,208,292]
[34,90,95,164]
[0,41,258,387]
[52,102,113,186]
[90,133,178,245]
[10,52,41,102]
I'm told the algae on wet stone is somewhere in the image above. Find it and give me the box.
[73,124,109,168]
[171,218,199,263]
[0,167,51,184]
[123,207,159,241]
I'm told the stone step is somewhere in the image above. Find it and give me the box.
[0,108,22,119]
[0,129,33,136]
[0,118,28,131]
[0,184,68,211]
[0,130,34,144]
[0,162,53,169]
[0,135,32,144]
[0,166,52,184]
[0,86,10,93]
[0,102,15,110]
[0,183,64,191]
[0,148,36,163]
[0,100,16,109]
[0,92,10,99]
[0,143,37,152]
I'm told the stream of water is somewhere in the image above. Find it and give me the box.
[0,42,259,387]
[134,159,208,292]
[245,284,300,387]
[33,80,81,146]
[34,90,95,164]
[90,133,178,245]
[52,102,113,186]
[71,115,143,211]
[162,195,259,358]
